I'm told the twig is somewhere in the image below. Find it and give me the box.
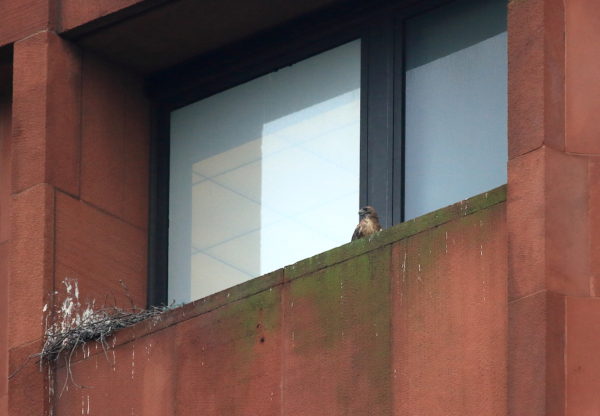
[10,278,171,393]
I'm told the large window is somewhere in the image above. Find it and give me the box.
[150,0,507,305]
[168,42,361,303]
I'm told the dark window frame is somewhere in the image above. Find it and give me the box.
[147,0,458,306]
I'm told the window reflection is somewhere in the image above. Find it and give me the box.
[404,0,507,220]
[170,40,361,303]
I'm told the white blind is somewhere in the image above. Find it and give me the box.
[404,0,507,220]
[169,40,361,303]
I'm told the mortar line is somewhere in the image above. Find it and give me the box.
[508,289,546,304]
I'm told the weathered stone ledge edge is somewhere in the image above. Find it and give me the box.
[285,184,507,281]
[63,185,507,364]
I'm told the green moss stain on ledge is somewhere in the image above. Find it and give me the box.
[133,269,284,339]
[287,250,389,352]
[285,185,506,281]
[285,246,392,413]
[111,186,505,352]
[214,284,281,366]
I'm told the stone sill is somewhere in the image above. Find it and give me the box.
[61,184,507,365]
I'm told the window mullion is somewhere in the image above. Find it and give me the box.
[362,17,395,229]
[393,17,405,225]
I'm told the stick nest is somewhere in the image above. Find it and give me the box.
[39,279,170,365]
[41,304,168,364]
[9,279,172,384]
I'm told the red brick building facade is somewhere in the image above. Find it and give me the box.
[0,0,598,414]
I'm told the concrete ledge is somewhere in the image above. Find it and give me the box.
[285,185,507,281]
[59,184,507,365]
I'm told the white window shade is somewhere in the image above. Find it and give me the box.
[404,0,507,220]
[169,40,361,303]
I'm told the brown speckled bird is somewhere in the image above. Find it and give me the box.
[351,206,382,241]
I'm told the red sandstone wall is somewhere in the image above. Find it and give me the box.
[3,31,150,415]
[508,0,600,414]
[0,0,53,47]
[52,197,507,416]
[561,2,600,414]
[59,0,148,32]
[2,0,600,414]
[0,55,12,416]
[56,50,149,308]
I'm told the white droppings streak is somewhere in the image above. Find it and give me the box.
[445,232,448,254]
[131,345,135,380]
[48,366,54,399]
[145,343,153,360]
[480,244,483,256]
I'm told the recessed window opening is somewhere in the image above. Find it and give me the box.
[153,0,507,305]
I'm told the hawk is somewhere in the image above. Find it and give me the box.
[351,206,382,241]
